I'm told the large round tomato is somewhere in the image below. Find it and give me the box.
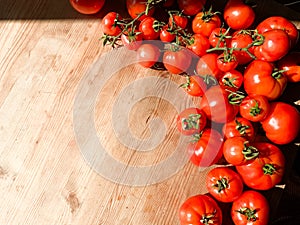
[277,52,300,83]
[222,117,255,140]
[70,0,105,14]
[236,142,285,190]
[180,75,207,97]
[206,167,243,203]
[223,136,259,166]
[126,0,155,20]
[231,190,270,225]
[244,60,287,100]
[163,45,192,74]
[186,34,210,57]
[192,10,222,37]
[223,0,255,30]
[176,107,207,136]
[200,86,239,123]
[239,95,270,122]
[187,128,224,167]
[256,16,299,47]
[177,0,206,16]
[136,43,160,68]
[179,194,222,225]
[261,102,300,145]
[254,29,290,62]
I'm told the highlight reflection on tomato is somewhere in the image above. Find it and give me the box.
[69,0,105,14]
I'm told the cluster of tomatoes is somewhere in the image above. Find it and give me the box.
[100,0,300,224]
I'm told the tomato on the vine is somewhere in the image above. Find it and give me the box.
[261,102,300,145]
[188,128,224,167]
[224,0,255,30]
[177,0,206,16]
[277,52,300,83]
[186,34,211,57]
[126,0,155,20]
[196,53,222,79]
[136,43,160,68]
[179,194,222,225]
[218,69,243,92]
[222,117,255,140]
[206,167,243,203]
[223,136,259,166]
[209,28,231,48]
[180,75,207,97]
[101,12,123,36]
[217,52,238,72]
[121,28,143,50]
[139,16,160,40]
[239,95,270,122]
[176,107,207,136]
[244,59,287,100]
[236,142,285,190]
[169,12,188,29]
[192,9,222,37]
[231,190,270,225]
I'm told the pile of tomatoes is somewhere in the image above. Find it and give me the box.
[100,0,300,224]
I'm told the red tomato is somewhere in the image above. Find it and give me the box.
[277,52,300,83]
[209,28,231,48]
[126,0,155,20]
[206,167,243,203]
[230,30,255,65]
[224,0,255,30]
[254,29,290,62]
[180,75,207,97]
[163,45,192,74]
[139,17,160,40]
[169,13,188,29]
[192,10,222,37]
[256,16,299,47]
[261,102,300,145]
[121,29,143,50]
[70,0,105,14]
[176,107,207,136]
[136,43,160,68]
[186,34,211,57]
[231,190,270,225]
[101,12,123,36]
[188,128,224,167]
[244,60,287,100]
[239,95,270,122]
[223,136,259,166]
[217,53,238,72]
[200,86,239,123]
[222,117,255,140]
[236,142,285,190]
[218,70,244,92]
[159,26,176,43]
[179,194,222,225]
[196,53,222,79]
[177,0,206,16]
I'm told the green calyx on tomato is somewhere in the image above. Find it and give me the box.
[263,164,277,175]
[181,114,202,131]
[200,210,217,225]
[249,100,261,116]
[236,207,258,222]
[214,178,229,193]
[235,119,249,136]
[200,6,221,23]
[227,90,246,105]
[271,68,286,79]
[242,142,259,160]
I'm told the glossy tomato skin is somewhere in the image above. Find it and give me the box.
[222,117,255,140]
[200,86,239,123]
[236,142,285,190]
[169,13,188,29]
[159,26,176,42]
[136,43,160,68]
[188,128,224,167]
[244,60,287,101]
[218,69,244,92]
[139,17,160,40]
[181,75,207,97]
[224,0,255,30]
[121,29,143,50]
[239,95,270,122]
[177,0,206,16]
[216,53,238,72]
[231,190,270,225]
[176,107,207,136]
[223,136,259,166]
[126,0,155,20]
[254,29,290,62]
[163,47,192,74]
[209,28,231,48]
[256,16,299,47]
[196,53,222,79]
[261,102,300,145]
[179,194,222,225]
[192,11,222,37]
[277,52,300,82]
[186,34,211,57]
[101,12,123,36]
[206,167,243,203]
[70,0,105,14]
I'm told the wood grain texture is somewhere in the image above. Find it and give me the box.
[0,0,299,225]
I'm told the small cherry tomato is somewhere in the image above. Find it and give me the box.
[186,33,211,57]
[168,12,188,29]
[101,12,123,36]
[196,53,222,79]
[222,117,255,140]
[126,0,155,20]
[177,0,206,16]
[180,75,207,97]
[217,52,238,72]
[139,16,160,40]
[121,28,143,50]
[159,26,176,43]
[209,28,231,48]
[136,43,160,68]
[176,107,207,136]
[218,70,244,92]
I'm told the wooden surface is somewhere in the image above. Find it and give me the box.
[0,1,300,225]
